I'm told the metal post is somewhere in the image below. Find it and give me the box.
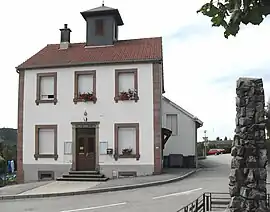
[210,193,212,211]
[206,194,210,212]
[203,193,206,212]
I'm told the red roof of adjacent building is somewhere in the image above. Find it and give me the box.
[17,37,163,70]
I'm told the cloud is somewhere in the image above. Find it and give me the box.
[209,68,270,86]
[167,22,211,40]
[0,0,270,141]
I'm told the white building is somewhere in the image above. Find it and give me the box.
[162,97,203,168]
[16,4,203,183]
[16,4,164,183]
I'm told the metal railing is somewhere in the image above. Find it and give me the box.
[176,192,270,212]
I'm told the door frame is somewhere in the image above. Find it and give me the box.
[71,122,100,171]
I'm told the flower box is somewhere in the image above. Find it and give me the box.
[78,92,97,103]
[118,89,138,101]
[122,148,133,155]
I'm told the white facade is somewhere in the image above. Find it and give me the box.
[162,97,202,158]
[22,63,155,181]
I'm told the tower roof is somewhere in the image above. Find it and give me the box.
[80,5,124,26]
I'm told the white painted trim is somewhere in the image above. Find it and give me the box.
[152,188,203,200]
[60,202,127,212]
[84,44,115,48]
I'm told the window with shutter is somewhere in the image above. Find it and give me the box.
[166,114,178,136]
[95,19,104,36]
[73,71,97,104]
[36,72,57,105]
[34,125,58,160]
[114,69,139,102]
[114,123,140,160]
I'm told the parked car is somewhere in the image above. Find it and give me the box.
[207,149,225,155]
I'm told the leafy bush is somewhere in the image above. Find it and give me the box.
[0,156,6,174]
[266,139,270,162]
[267,101,270,139]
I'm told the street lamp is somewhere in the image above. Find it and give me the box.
[203,130,208,156]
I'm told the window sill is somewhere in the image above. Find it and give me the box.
[114,96,139,103]
[35,99,58,105]
[73,98,97,104]
[114,154,140,160]
[34,154,58,161]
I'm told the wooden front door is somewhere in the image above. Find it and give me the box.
[76,128,96,171]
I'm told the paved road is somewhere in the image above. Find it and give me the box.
[0,155,253,212]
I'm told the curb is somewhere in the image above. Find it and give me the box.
[0,169,200,201]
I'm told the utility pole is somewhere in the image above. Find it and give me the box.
[202,130,208,157]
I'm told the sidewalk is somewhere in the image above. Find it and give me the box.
[0,168,199,200]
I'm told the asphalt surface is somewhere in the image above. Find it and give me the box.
[0,154,255,212]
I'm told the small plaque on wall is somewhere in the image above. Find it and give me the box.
[64,142,72,155]
[99,141,108,155]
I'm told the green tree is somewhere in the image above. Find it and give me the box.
[224,136,228,140]
[267,100,270,139]
[0,155,6,175]
[197,0,270,38]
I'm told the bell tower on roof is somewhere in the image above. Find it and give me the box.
[80,3,124,46]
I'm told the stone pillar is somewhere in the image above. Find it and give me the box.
[227,78,268,212]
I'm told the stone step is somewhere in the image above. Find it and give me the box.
[69,171,100,175]
[56,177,109,182]
[62,174,105,178]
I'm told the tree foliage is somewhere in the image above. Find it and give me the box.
[0,155,6,174]
[0,128,17,161]
[197,0,270,38]
[267,100,270,139]
[0,144,16,161]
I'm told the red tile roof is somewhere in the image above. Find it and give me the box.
[17,37,163,70]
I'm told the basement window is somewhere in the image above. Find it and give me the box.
[38,171,54,181]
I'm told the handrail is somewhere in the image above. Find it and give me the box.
[176,192,270,212]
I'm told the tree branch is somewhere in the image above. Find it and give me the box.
[197,0,270,38]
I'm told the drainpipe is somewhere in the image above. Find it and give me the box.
[194,117,203,168]
[195,123,198,168]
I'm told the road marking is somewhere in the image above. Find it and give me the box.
[60,202,127,212]
[152,188,203,200]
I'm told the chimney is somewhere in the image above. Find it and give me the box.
[59,24,71,49]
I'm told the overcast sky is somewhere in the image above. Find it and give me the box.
[1,0,269,141]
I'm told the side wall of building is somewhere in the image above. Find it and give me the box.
[161,99,197,167]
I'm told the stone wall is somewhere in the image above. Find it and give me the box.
[227,78,268,212]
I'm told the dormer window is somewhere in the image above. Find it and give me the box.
[95,19,104,36]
